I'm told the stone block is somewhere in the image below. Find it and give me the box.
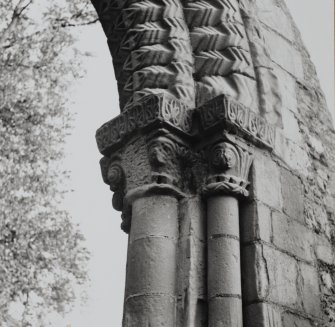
[242,244,269,302]
[281,312,314,327]
[263,29,304,79]
[125,238,177,297]
[315,236,335,265]
[244,303,282,327]
[274,133,311,176]
[130,196,178,243]
[275,67,298,114]
[252,154,282,210]
[281,109,303,145]
[298,263,322,317]
[254,0,295,42]
[208,237,241,297]
[272,212,314,262]
[304,200,331,239]
[280,168,304,222]
[242,244,299,307]
[208,297,243,327]
[241,201,272,243]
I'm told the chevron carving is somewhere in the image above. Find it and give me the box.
[91,0,282,125]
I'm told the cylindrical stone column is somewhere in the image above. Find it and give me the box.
[207,196,242,327]
[204,141,253,326]
[123,195,178,326]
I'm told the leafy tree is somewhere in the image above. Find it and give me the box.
[0,1,96,325]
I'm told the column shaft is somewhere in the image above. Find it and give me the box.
[123,195,178,326]
[207,196,243,327]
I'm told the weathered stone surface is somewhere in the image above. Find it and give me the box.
[304,200,331,239]
[130,196,178,242]
[314,236,335,266]
[280,168,304,222]
[208,237,241,297]
[179,196,206,242]
[262,29,304,80]
[125,238,177,296]
[123,295,176,326]
[272,212,314,262]
[281,312,314,327]
[319,263,335,324]
[243,244,299,307]
[124,195,178,324]
[275,68,298,113]
[251,154,282,209]
[244,303,282,327]
[274,133,311,175]
[253,0,295,42]
[282,109,303,145]
[298,263,322,317]
[177,196,207,326]
[208,297,243,327]
[241,201,272,243]
[207,196,239,238]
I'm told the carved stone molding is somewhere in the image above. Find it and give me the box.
[198,94,276,149]
[203,141,253,197]
[96,93,194,155]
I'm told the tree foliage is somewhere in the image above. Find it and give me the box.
[0,1,96,325]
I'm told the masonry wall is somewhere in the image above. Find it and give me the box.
[92,0,334,325]
[239,0,335,325]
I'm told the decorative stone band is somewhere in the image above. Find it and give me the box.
[198,94,276,149]
[96,93,194,155]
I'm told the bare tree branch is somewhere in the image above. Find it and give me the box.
[56,17,99,28]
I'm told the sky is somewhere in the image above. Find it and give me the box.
[57,1,334,326]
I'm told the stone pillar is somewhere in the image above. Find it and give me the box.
[207,196,242,326]
[95,99,197,325]
[124,195,178,325]
[203,141,253,326]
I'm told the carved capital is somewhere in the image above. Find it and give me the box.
[99,133,196,232]
[203,141,253,197]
